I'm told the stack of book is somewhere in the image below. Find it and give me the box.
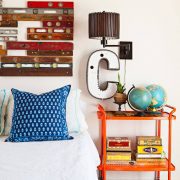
[106,137,133,165]
[136,136,166,166]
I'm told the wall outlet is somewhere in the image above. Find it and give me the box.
[119,41,133,60]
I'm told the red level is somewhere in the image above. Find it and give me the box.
[6,42,73,51]
[27,1,74,9]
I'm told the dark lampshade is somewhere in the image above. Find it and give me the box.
[89,11,120,40]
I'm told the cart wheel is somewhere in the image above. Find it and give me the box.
[98,170,102,180]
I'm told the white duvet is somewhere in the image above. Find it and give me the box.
[0,131,100,180]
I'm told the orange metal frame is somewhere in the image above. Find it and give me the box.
[97,104,176,180]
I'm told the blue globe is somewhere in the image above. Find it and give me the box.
[146,84,167,110]
[128,87,152,111]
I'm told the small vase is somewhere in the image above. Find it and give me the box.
[114,93,127,104]
[113,93,127,116]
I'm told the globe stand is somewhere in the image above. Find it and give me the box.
[114,102,126,116]
[135,111,146,117]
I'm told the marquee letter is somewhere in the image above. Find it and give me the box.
[87,49,120,99]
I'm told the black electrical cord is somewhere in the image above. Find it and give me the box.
[124,59,127,111]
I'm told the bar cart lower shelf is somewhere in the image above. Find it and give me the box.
[97,104,176,180]
[98,159,175,171]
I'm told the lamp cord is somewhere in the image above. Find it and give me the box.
[124,59,127,90]
[124,59,127,111]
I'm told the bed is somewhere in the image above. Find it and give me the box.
[0,131,100,180]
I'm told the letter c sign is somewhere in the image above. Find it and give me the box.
[87,49,120,99]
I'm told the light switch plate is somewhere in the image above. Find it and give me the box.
[119,41,133,60]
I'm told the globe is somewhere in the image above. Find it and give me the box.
[128,87,152,111]
[146,84,167,110]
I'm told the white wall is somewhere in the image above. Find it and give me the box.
[1,0,180,179]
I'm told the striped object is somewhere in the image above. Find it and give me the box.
[0,89,10,135]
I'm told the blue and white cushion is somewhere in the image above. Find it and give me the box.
[4,89,88,136]
[5,85,72,142]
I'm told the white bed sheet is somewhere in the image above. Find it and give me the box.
[0,131,100,180]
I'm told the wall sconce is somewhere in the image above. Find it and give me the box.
[87,11,133,99]
[89,11,132,59]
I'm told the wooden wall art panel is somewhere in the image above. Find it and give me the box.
[0,1,74,76]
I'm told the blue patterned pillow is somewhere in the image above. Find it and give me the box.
[5,85,73,142]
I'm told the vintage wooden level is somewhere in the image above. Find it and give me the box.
[27,50,73,56]
[0,56,72,63]
[6,42,73,51]
[0,20,18,27]
[0,8,73,15]
[0,36,17,41]
[27,33,73,40]
[0,14,73,21]
[27,27,73,34]
[27,1,74,9]
[42,21,73,27]
[0,68,72,76]
[0,29,18,34]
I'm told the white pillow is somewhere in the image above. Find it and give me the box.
[0,89,10,135]
[66,89,88,133]
[4,88,88,135]
[4,94,14,135]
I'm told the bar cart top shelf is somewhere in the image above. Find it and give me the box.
[97,105,176,121]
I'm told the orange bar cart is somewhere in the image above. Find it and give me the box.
[97,104,176,180]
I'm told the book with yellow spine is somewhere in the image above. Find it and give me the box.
[107,152,131,161]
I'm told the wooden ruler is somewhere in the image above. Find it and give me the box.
[6,42,73,51]
[27,50,73,56]
[0,14,73,21]
[27,1,74,9]
[0,20,18,27]
[0,8,73,15]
